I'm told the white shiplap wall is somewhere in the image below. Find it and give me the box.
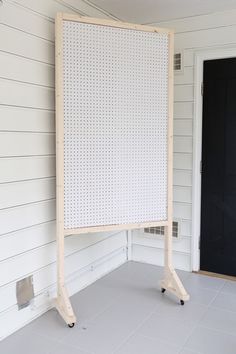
[2,0,236,339]
[0,0,126,340]
[132,9,236,271]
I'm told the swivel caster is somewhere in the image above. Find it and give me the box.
[68,323,75,328]
[161,288,166,293]
[180,300,184,306]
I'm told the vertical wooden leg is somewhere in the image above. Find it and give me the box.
[160,223,190,302]
[55,227,76,326]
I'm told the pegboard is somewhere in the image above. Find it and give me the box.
[59,17,171,230]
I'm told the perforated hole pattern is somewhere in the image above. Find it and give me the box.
[62,21,169,229]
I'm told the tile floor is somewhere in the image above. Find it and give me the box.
[1,261,236,354]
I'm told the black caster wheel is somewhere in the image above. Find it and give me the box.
[68,323,75,328]
[161,288,166,293]
[180,300,184,306]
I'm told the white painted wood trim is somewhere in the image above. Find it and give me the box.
[127,230,132,260]
[192,46,236,271]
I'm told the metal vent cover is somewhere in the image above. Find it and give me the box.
[174,52,182,72]
[144,220,180,238]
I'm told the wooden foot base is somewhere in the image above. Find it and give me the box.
[160,266,190,302]
[55,286,76,326]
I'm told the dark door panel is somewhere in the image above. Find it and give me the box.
[200,58,236,276]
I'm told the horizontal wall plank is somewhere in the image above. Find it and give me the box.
[0,231,126,287]
[59,0,114,19]
[0,199,55,235]
[0,239,57,287]
[132,244,191,271]
[0,156,55,183]
[33,233,126,295]
[0,235,125,313]
[0,106,55,132]
[183,42,236,68]
[173,170,192,187]
[174,136,192,153]
[173,153,192,170]
[173,185,192,203]
[174,102,193,119]
[11,0,113,21]
[0,281,17,317]
[0,79,54,110]
[0,24,54,64]
[181,220,192,237]
[174,66,193,85]
[0,1,55,41]
[11,0,78,20]
[0,132,55,157]
[174,84,194,102]
[155,9,236,33]
[174,119,192,136]
[0,221,55,262]
[173,202,192,220]
[0,177,55,209]
[175,24,236,49]
[132,231,191,253]
[184,50,195,67]
[0,52,54,87]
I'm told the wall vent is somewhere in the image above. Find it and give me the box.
[144,220,180,238]
[174,52,182,72]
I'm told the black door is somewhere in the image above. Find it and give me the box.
[200,58,236,276]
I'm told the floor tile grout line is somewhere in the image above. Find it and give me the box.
[28,296,123,344]
[139,333,183,351]
[136,310,207,354]
[209,304,236,314]
[35,264,164,344]
[29,284,218,352]
[205,284,225,307]
[64,266,191,352]
[195,323,236,338]
[88,275,166,324]
[3,263,236,354]
[177,281,224,352]
[218,279,227,291]
[29,328,70,343]
[79,291,125,324]
[219,278,236,295]
[176,312,209,353]
[56,326,97,354]
[111,303,162,353]
[184,283,226,293]
[47,340,95,354]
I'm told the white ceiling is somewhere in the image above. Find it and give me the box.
[88,0,236,24]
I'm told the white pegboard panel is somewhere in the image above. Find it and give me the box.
[62,20,169,229]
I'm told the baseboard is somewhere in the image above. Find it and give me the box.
[195,270,236,282]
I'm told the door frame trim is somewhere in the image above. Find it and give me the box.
[192,46,236,271]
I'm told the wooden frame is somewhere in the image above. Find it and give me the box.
[55,13,189,327]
